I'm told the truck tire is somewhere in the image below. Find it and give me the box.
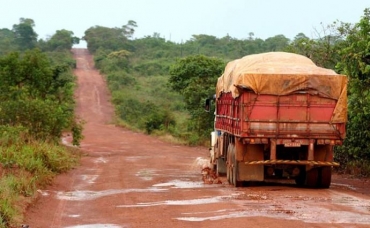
[226,164,231,184]
[231,145,242,187]
[295,167,306,186]
[216,158,227,176]
[229,145,235,185]
[318,167,332,188]
[306,168,319,188]
[226,144,232,184]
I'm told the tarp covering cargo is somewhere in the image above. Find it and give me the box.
[216,52,347,123]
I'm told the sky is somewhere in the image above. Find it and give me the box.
[0,0,369,47]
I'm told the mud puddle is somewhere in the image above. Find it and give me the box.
[125,156,152,162]
[153,179,220,189]
[136,169,158,181]
[65,224,123,228]
[56,188,167,201]
[117,193,241,208]
[331,183,357,191]
[175,190,370,225]
[81,174,99,184]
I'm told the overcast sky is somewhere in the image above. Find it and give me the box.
[1,0,369,47]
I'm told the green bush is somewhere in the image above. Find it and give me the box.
[0,49,83,145]
[133,59,171,76]
[106,71,136,90]
[0,99,73,141]
[0,129,79,227]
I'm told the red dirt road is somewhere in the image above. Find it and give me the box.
[24,49,370,228]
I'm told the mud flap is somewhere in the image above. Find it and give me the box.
[237,162,264,181]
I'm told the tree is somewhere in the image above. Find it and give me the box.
[0,28,16,55]
[100,49,131,73]
[285,24,346,69]
[335,8,370,163]
[263,34,290,51]
[169,55,225,137]
[12,18,38,51]
[0,49,82,143]
[122,20,137,39]
[83,26,130,53]
[0,49,55,99]
[44,29,80,51]
[285,33,314,58]
[191,34,218,46]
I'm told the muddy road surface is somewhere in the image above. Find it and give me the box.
[24,49,370,228]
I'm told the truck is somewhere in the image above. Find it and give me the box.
[206,52,347,188]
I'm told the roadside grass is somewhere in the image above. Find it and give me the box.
[0,140,80,228]
[340,160,370,177]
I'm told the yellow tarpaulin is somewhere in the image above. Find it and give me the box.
[216,52,348,123]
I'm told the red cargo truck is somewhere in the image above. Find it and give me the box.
[208,52,347,188]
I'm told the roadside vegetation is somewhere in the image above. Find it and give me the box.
[1,8,370,227]
[0,18,82,227]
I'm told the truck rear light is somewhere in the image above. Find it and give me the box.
[318,139,342,145]
[243,138,268,144]
[292,167,300,176]
[266,167,274,176]
[244,138,257,144]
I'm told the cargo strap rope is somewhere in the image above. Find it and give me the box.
[244,160,339,167]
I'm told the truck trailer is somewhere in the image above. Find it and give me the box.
[208,52,347,188]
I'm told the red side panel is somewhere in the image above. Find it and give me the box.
[215,92,345,140]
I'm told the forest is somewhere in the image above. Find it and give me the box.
[0,9,370,227]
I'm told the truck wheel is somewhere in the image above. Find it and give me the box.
[231,145,242,187]
[226,165,231,183]
[294,167,306,186]
[229,145,235,185]
[305,168,319,188]
[217,158,227,176]
[318,167,332,188]
[230,166,234,185]
[226,145,232,184]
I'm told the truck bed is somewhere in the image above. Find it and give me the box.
[215,91,345,141]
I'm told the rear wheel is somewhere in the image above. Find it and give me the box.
[226,144,232,184]
[231,145,242,187]
[229,145,235,185]
[306,168,319,188]
[230,166,234,185]
[318,167,332,188]
[226,164,231,183]
[216,157,226,176]
[295,167,306,186]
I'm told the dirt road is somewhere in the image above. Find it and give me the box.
[24,49,370,228]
